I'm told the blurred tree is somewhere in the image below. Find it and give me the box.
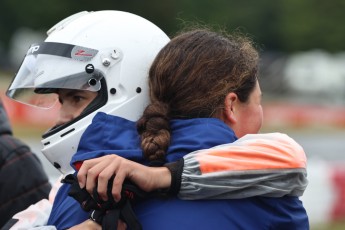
[1,0,345,61]
[280,0,345,52]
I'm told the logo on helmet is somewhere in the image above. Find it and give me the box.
[27,45,40,55]
[74,50,93,57]
[71,46,98,62]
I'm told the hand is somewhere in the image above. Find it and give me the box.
[68,219,127,230]
[68,219,101,230]
[77,155,171,201]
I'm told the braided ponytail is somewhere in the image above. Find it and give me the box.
[137,101,171,163]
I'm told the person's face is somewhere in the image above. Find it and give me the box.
[55,89,98,126]
[231,80,263,138]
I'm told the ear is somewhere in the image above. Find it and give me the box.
[223,92,238,125]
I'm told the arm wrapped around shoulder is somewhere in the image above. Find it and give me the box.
[179,133,308,200]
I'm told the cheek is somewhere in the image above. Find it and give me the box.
[75,105,88,117]
[253,105,263,132]
[233,104,263,138]
[243,105,263,134]
[61,103,84,119]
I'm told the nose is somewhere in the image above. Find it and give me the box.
[55,104,76,126]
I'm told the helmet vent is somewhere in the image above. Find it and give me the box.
[43,141,50,146]
[60,128,75,137]
[53,162,61,169]
[110,88,116,94]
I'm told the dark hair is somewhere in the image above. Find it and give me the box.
[137,28,259,162]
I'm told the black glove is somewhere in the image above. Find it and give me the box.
[62,174,147,230]
[61,174,99,211]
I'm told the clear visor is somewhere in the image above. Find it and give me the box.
[6,42,101,108]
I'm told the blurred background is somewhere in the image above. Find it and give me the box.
[1,0,345,229]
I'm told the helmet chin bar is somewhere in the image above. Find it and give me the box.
[42,126,85,175]
[41,79,108,173]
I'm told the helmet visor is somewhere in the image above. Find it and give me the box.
[7,42,101,108]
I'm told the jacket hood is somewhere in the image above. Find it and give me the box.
[0,100,13,135]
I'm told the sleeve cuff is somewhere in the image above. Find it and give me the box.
[164,158,184,196]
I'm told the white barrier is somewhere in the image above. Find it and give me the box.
[302,159,345,225]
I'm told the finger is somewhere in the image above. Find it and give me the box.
[84,160,111,195]
[77,157,104,188]
[112,167,127,202]
[97,162,119,200]
[117,220,127,230]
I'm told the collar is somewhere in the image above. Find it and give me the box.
[71,113,237,168]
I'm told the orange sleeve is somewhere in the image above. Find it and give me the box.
[196,133,307,174]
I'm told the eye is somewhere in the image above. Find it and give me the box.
[72,95,84,103]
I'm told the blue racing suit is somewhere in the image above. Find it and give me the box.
[47,112,309,229]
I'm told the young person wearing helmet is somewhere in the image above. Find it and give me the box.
[7,10,170,176]
[5,10,170,229]
[6,11,308,230]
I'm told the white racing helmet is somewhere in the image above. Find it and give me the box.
[7,10,170,175]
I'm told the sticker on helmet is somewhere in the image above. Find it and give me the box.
[72,46,98,61]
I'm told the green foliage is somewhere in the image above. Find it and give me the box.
[1,0,345,54]
[312,220,345,230]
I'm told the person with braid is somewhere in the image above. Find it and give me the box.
[72,28,309,229]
